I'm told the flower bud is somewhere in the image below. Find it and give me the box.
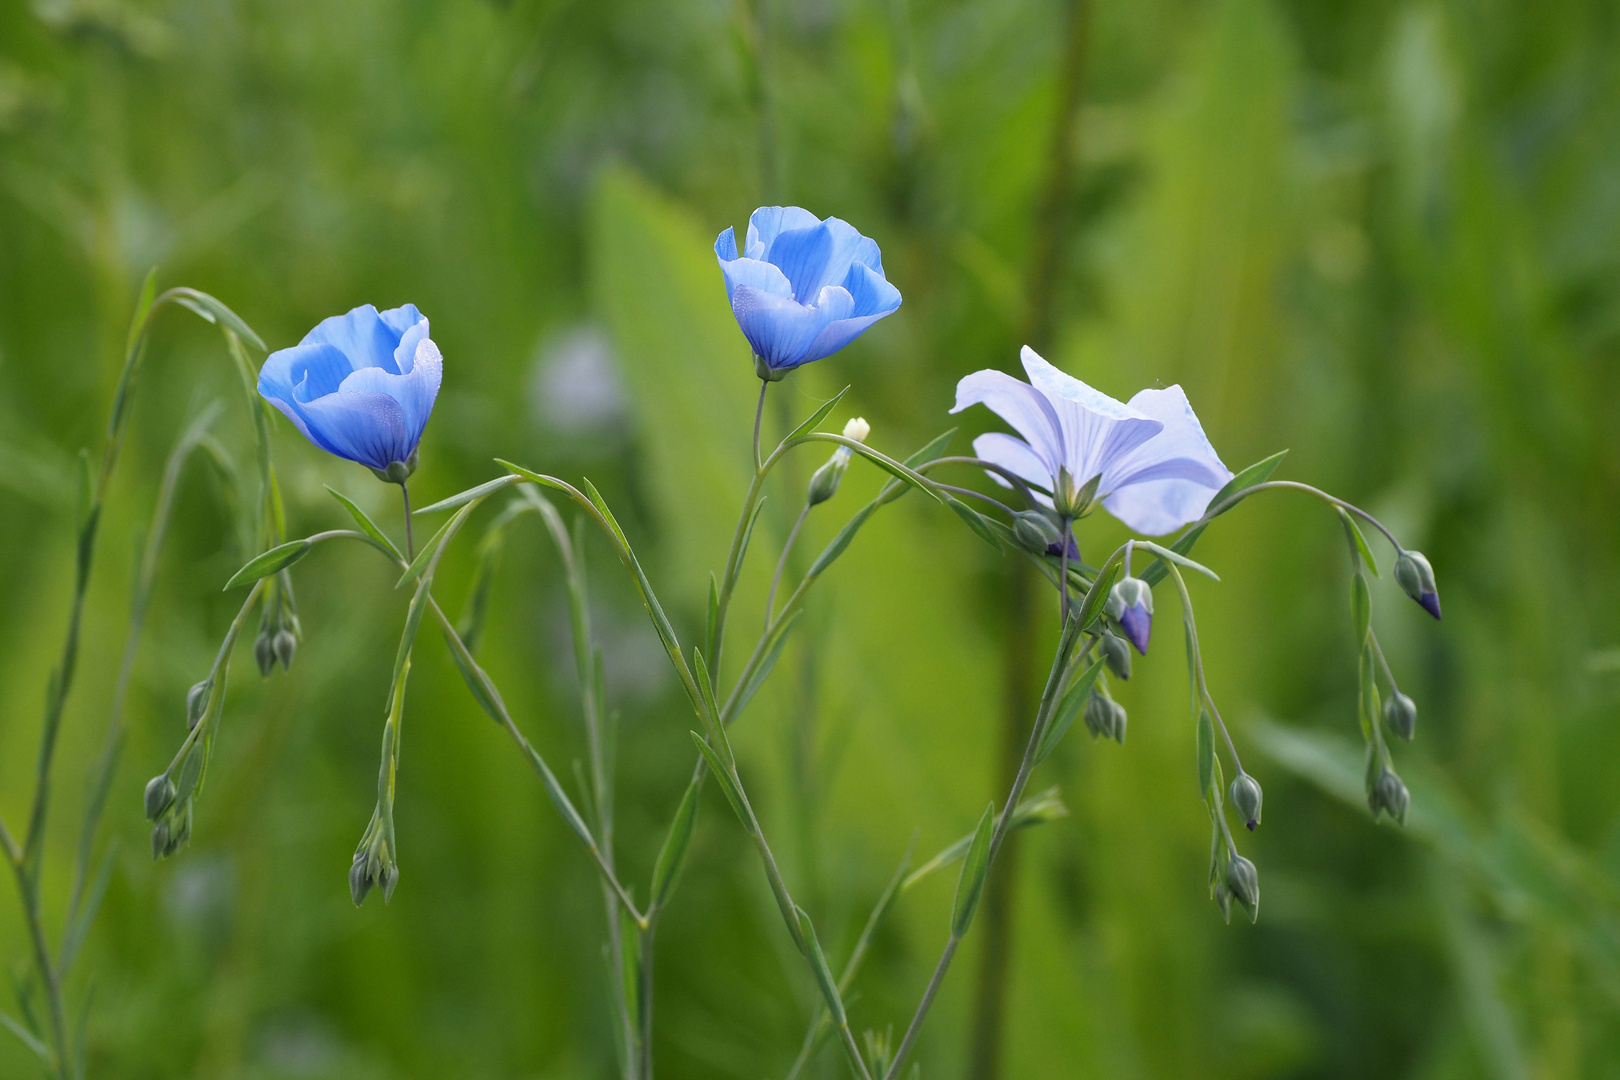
[1012,510,1063,556]
[1106,577,1154,655]
[1214,878,1234,922]
[1383,691,1417,741]
[144,774,176,820]
[1226,854,1260,920]
[1053,467,1101,519]
[1083,690,1127,744]
[1099,630,1132,681]
[370,449,420,486]
[841,416,870,444]
[806,418,868,506]
[150,819,171,860]
[1229,772,1263,831]
[349,855,372,907]
[254,628,276,678]
[1369,768,1409,824]
[273,627,298,671]
[1394,550,1441,620]
[185,681,211,730]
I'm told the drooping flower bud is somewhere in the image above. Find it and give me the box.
[1383,692,1417,741]
[1052,467,1101,519]
[150,819,171,861]
[1225,854,1260,920]
[1368,768,1410,824]
[254,628,276,678]
[1012,510,1063,556]
[807,417,869,506]
[349,854,373,907]
[1394,550,1441,620]
[1083,689,1127,744]
[1099,629,1132,681]
[144,774,176,820]
[185,680,211,730]
[1229,772,1263,831]
[273,627,298,671]
[1106,577,1154,655]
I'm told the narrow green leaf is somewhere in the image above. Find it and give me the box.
[169,288,267,351]
[705,573,720,658]
[224,538,311,589]
[75,447,93,529]
[1338,507,1380,577]
[1197,709,1216,800]
[951,803,996,938]
[1036,658,1104,763]
[837,439,945,504]
[902,789,1063,890]
[1077,559,1122,631]
[875,427,959,506]
[326,486,403,560]
[126,268,159,359]
[650,771,702,909]
[730,610,800,722]
[1351,571,1372,644]
[60,841,118,974]
[782,385,851,445]
[1142,450,1288,586]
[1359,643,1378,741]
[1137,540,1220,581]
[414,474,520,515]
[0,1009,51,1064]
[442,627,503,723]
[736,494,768,578]
[807,503,878,580]
[690,649,727,755]
[946,495,1003,551]
[794,905,847,1024]
[689,732,751,832]
[396,498,480,589]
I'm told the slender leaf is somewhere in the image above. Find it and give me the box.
[1197,709,1216,800]
[168,288,267,351]
[125,268,159,360]
[1077,559,1122,631]
[781,385,850,445]
[326,486,403,560]
[1142,450,1288,586]
[807,503,878,580]
[651,771,702,908]
[0,1009,51,1064]
[1338,507,1380,577]
[1037,658,1104,763]
[414,474,520,516]
[1138,540,1220,581]
[951,803,996,937]
[1351,571,1371,644]
[224,538,311,589]
[730,610,801,723]
[794,906,846,1024]
[946,495,1003,551]
[396,497,481,589]
[689,732,751,832]
[834,438,945,504]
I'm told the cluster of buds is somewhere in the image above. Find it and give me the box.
[807,417,870,506]
[254,578,301,677]
[350,811,400,906]
[1083,685,1127,744]
[1368,766,1409,824]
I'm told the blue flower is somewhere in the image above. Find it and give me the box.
[715,207,901,378]
[952,347,1232,536]
[259,304,443,476]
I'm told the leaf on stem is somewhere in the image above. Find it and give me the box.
[397,498,482,589]
[951,803,996,938]
[1197,709,1216,801]
[224,538,311,589]
[326,487,403,560]
[1077,559,1122,631]
[1142,450,1288,586]
[1137,540,1219,581]
[688,732,751,832]
[1338,507,1380,577]
[782,385,851,445]
[794,905,847,1024]
[650,770,702,909]
[730,610,801,723]
[946,495,1003,551]
[1351,571,1371,644]
[413,474,520,515]
[1036,658,1104,763]
[0,1009,51,1064]
[169,288,267,351]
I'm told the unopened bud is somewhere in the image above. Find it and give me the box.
[1383,692,1417,741]
[1099,630,1132,680]
[807,419,866,506]
[841,416,870,443]
[1226,855,1260,920]
[185,681,211,730]
[349,855,372,907]
[150,819,171,860]
[143,774,176,820]
[1394,550,1441,620]
[254,629,276,677]
[1082,690,1127,744]
[1106,577,1154,655]
[273,628,298,670]
[1053,467,1101,519]
[1368,768,1409,824]
[1012,511,1063,556]
[1229,772,1263,831]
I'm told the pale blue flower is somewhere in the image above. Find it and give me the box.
[259,304,443,475]
[715,207,901,378]
[951,347,1232,536]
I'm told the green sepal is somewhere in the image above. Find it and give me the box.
[224,538,312,590]
[650,770,702,909]
[1142,450,1288,586]
[1077,559,1122,631]
[951,803,996,938]
[1037,658,1105,764]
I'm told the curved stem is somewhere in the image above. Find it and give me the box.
[1161,563,1244,776]
[933,483,1018,518]
[1369,632,1399,693]
[1197,480,1403,554]
[401,481,415,560]
[922,456,1043,510]
[765,504,810,630]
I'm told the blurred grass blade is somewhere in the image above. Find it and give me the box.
[951,803,996,937]
[0,1009,51,1064]
[224,538,311,589]
[168,288,267,350]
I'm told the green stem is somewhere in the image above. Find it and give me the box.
[765,504,810,629]
[401,481,416,560]
[1196,480,1403,554]
[1162,562,1244,776]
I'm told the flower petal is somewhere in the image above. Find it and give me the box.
[715,226,740,262]
[341,336,443,444]
[951,368,1065,479]
[1099,385,1232,535]
[292,389,414,471]
[972,432,1054,505]
[730,285,834,371]
[745,206,823,260]
[718,256,794,307]
[841,261,901,318]
[1019,347,1162,484]
[300,304,402,374]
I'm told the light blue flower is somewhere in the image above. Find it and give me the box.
[952,346,1232,536]
[259,304,443,477]
[715,207,901,378]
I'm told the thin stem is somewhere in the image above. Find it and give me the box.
[1196,480,1403,554]
[923,456,1042,510]
[932,483,1018,518]
[7,851,67,1077]
[883,620,1083,1080]
[638,923,656,1080]
[1162,563,1244,775]
[765,504,810,629]
[1058,520,1072,625]
[1369,631,1399,693]
[401,481,415,560]
[754,380,768,471]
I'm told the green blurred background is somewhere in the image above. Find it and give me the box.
[3,0,1619,1077]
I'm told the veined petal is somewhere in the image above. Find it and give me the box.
[392,316,431,374]
[341,336,443,442]
[972,432,1054,501]
[842,261,901,318]
[719,256,794,306]
[731,285,835,371]
[951,368,1066,478]
[1098,384,1231,534]
[716,226,740,262]
[378,303,425,342]
[293,389,414,471]
[301,304,402,374]
[745,206,822,260]
[1019,347,1162,483]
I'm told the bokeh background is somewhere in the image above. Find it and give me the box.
[3,0,1620,1077]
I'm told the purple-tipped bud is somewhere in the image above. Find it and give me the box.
[1395,550,1441,621]
[1229,772,1263,831]
[1106,577,1154,655]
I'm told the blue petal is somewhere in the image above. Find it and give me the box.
[715,227,740,262]
[841,261,901,318]
[764,217,885,305]
[1019,347,1162,484]
[971,432,1055,507]
[301,304,403,374]
[294,389,415,470]
[1099,384,1232,535]
[745,206,822,260]
[951,368,1066,479]
[730,285,837,371]
[341,336,443,444]
[719,256,794,307]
